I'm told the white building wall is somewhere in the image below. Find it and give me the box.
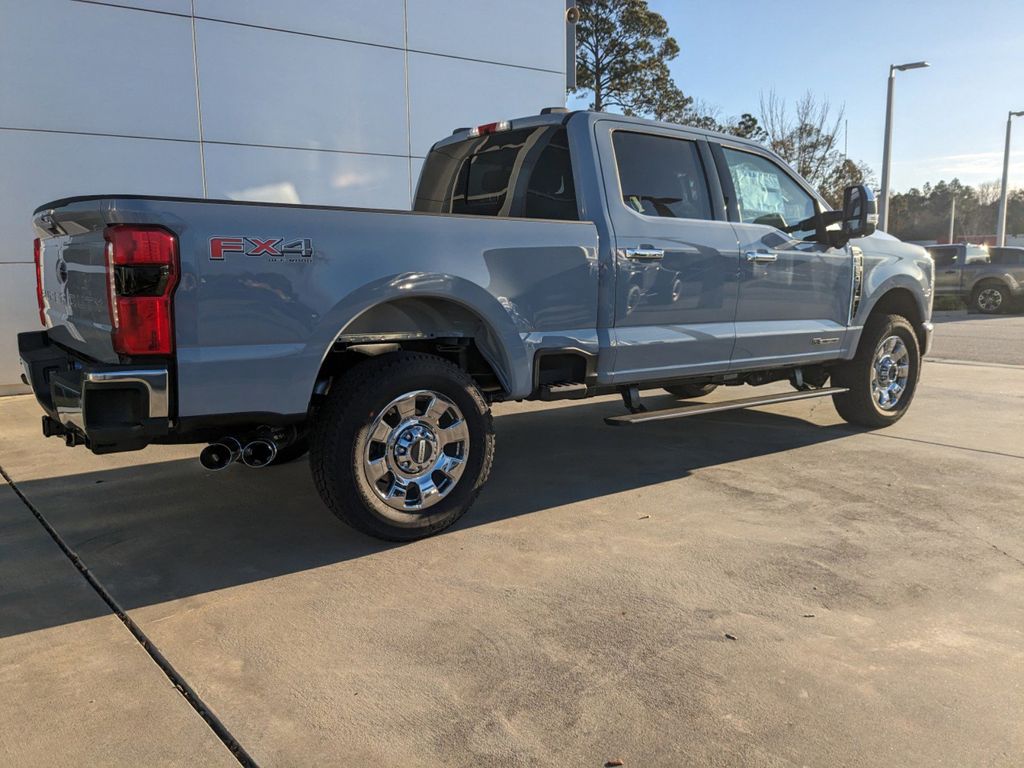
[0,0,568,392]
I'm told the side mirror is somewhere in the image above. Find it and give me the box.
[842,184,878,239]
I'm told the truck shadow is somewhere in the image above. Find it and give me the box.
[1,396,859,638]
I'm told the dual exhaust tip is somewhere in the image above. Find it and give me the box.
[199,436,278,471]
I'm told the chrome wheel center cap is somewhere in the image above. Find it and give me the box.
[393,424,437,475]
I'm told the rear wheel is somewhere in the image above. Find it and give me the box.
[664,383,717,399]
[310,352,495,541]
[972,283,1008,314]
[831,314,920,428]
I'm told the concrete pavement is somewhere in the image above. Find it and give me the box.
[1,328,1023,765]
[930,310,1024,366]
[0,483,236,767]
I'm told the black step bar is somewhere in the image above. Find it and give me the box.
[604,387,849,426]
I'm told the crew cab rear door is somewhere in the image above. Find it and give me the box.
[594,119,739,383]
[712,141,852,366]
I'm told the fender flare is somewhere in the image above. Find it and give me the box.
[307,272,531,398]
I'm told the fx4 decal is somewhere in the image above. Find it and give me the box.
[210,237,314,262]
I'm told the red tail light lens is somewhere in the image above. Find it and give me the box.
[104,226,179,355]
[33,237,47,327]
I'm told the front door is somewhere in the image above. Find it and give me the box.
[717,144,853,367]
[928,246,960,296]
[597,124,740,383]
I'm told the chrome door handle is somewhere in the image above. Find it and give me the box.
[624,247,665,261]
[745,250,778,264]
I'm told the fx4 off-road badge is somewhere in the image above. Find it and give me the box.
[210,237,314,262]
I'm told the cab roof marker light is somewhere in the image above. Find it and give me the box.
[468,120,511,137]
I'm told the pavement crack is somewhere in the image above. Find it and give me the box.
[0,464,259,768]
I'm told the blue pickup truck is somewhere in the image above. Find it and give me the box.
[19,110,934,541]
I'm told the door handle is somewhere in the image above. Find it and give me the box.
[745,250,778,264]
[624,247,665,261]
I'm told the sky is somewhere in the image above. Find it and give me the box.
[576,0,1024,192]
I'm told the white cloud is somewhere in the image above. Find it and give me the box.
[897,150,1024,189]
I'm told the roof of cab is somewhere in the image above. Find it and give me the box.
[433,109,769,153]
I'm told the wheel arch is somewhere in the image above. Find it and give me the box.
[853,285,929,356]
[308,283,531,408]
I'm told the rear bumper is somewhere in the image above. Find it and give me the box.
[17,331,170,454]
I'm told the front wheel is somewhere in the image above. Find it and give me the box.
[310,352,495,541]
[831,314,921,428]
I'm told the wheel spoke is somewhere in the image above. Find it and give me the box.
[395,395,417,421]
[435,452,465,481]
[410,475,441,507]
[440,419,469,446]
[422,396,449,426]
[365,457,389,483]
[370,419,391,444]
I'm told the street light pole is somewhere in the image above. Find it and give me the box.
[996,110,1024,247]
[878,61,930,232]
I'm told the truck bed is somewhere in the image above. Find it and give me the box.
[32,194,600,419]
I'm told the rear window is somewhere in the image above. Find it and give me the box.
[414,126,578,220]
[612,131,712,220]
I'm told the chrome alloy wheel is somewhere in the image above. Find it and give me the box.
[977,287,1003,312]
[871,335,910,410]
[361,390,469,512]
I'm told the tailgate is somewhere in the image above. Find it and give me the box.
[34,205,118,363]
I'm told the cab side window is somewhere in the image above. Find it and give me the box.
[928,247,958,267]
[721,148,817,236]
[612,131,713,220]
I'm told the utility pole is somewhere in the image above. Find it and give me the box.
[948,196,956,244]
[996,110,1024,247]
[878,61,930,232]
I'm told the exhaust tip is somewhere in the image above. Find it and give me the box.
[241,438,277,468]
[199,437,241,471]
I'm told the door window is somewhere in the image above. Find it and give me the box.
[721,148,817,237]
[927,247,958,267]
[612,131,712,220]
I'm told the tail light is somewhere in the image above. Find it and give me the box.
[33,237,46,327]
[103,225,179,355]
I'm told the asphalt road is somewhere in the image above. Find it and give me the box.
[1,339,1022,766]
[929,310,1024,366]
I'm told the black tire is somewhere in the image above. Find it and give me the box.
[664,383,717,399]
[972,283,1009,314]
[267,437,309,466]
[831,314,921,428]
[310,351,495,541]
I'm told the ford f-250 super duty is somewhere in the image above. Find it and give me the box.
[19,110,934,541]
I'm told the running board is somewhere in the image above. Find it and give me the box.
[604,387,849,426]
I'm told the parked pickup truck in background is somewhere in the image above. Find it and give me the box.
[19,110,934,541]
[926,243,1024,313]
